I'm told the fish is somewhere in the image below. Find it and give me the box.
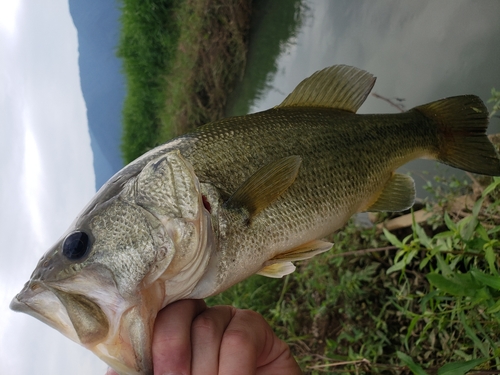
[10,65,500,374]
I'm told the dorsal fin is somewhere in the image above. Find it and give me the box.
[276,65,376,113]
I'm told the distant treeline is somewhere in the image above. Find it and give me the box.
[117,0,251,163]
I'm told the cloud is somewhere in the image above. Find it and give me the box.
[0,0,21,35]
[0,0,103,374]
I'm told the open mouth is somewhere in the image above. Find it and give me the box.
[11,279,148,374]
[11,279,111,347]
[10,281,81,344]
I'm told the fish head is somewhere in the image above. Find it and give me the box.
[10,150,216,375]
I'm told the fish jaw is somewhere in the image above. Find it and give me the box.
[10,265,160,375]
[10,281,81,343]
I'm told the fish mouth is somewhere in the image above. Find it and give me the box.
[11,277,154,374]
[11,276,112,345]
[10,281,82,344]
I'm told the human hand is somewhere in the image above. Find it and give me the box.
[106,299,302,375]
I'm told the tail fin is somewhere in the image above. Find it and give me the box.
[413,95,500,176]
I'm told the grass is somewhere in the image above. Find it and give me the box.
[158,0,251,141]
[118,0,251,163]
[207,175,500,375]
[117,0,182,163]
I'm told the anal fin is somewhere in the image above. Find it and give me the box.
[365,173,415,212]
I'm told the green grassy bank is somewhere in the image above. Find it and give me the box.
[118,0,252,163]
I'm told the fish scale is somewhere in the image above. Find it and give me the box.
[180,108,441,295]
[184,109,422,216]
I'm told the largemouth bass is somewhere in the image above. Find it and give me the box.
[11,65,500,374]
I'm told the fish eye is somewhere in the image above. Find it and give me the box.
[62,231,91,260]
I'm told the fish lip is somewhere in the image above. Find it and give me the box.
[9,292,31,313]
[11,278,146,373]
[10,281,46,313]
[10,281,81,344]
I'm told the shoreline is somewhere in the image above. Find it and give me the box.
[160,0,252,140]
[119,0,252,163]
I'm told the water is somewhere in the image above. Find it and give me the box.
[228,0,500,197]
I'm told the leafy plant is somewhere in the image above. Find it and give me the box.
[384,177,500,374]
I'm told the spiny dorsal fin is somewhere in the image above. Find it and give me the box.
[364,173,415,212]
[225,155,302,219]
[276,65,376,113]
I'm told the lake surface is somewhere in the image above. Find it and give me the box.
[228,0,500,197]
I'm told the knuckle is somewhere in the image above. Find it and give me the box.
[222,327,253,348]
[236,308,263,322]
[221,309,263,347]
[192,314,219,337]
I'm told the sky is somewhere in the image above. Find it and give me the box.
[0,0,106,373]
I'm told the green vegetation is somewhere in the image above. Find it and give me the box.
[118,0,251,163]
[225,0,306,116]
[207,174,500,374]
[117,0,182,162]
[489,88,500,119]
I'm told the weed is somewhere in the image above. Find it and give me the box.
[206,176,500,375]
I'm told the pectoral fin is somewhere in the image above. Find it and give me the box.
[225,156,302,219]
[257,240,333,278]
[364,173,415,212]
[270,240,333,262]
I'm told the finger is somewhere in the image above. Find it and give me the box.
[256,338,302,375]
[152,299,207,374]
[105,368,118,375]
[254,315,302,375]
[218,309,302,375]
[191,305,235,375]
[218,309,264,375]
